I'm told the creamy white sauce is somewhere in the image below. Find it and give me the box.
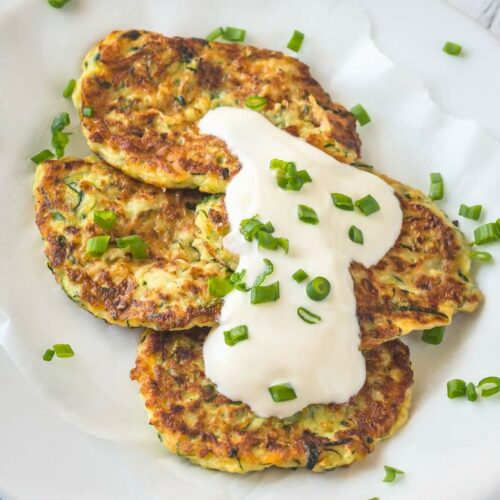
[199,108,402,418]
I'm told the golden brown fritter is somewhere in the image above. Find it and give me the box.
[34,158,481,343]
[196,169,482,349]
[73,30,360,193]
[33,157,227,330]
[131,329,413,473]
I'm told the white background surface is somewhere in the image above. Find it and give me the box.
[1,0,500,499]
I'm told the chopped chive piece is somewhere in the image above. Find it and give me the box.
[428,172,444,201]
[53,344,74,358]
[306,277,331,301]
[459,204,482,220]
[298,204,319,225]
[276,237,289,254]
[43,349,55,362]
[208,276,233,297]
[269,158,288,170]
[469,250,493,262]
[262,221,274,233]
[51,130,70,158]
[230,269,249,291]
[223,325,249,346]
[31,149,55,165]
[331,193,354,211]
[51,112,70,133]
[421,326,445,345]
[206,27,223,42]
[221,26,246,42]
[297,307,321,324]
[474,223,500,245]
[62,79,76,98]
[269,383,297,402]
[297,170,312,183]
[254,258,274,286]
[350,103,371,126]
[270,159,311,191]
[82,106,94,117]
[93,210,116,230]
[355,194,380,216]
[258,230,279,250]
[240,215,264,241]
[86,235,110,257]
[292,269,308,283]
[466,382,478,402]
[348,225,363,244]
[447,379,466,398]
[477,376,500,397]
[383,465,405,483]
[245,96,267,110]
[48,0,71,8]
[287,30,305,52]
[443,41,462,56]
[250,282,279,304]
[117,235,148,259]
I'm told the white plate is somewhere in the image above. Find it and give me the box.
[1,0,500,499]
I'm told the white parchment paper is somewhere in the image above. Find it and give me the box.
[0,0,499,499]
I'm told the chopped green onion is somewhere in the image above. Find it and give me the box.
[206,27,223,42]
[86,235,110,257]
[297,170,312,183]
[208,276,233,297]
[348,225,363,244]
[474,223,500,245]
[331,193,354,211]
[269,159,288,170]
[355,194,380,216]
[477,376,500,397]
[51,130,70,158]
[268,383,297,402]
[421,326,445,345]
[466,382,478,402]
[270,159,311,191]
[82,106,94,117]
[350,103,371,126]
[262,221,275,233]
[221,26,246,42]
[31,149,55,165]
[469,251,493,262]
[447,379,466,398]
[62,79,76,98]
[117,235,148,259]
[48,0,71,8]
[250,282,280,304]
[292,269,308,283]
[297,307,321,324]
[287,30,305,52]
[43,349,55,362]
[93,210,116,230]
[245,96,267,110]
[51,112,70,133]
[254,259,274,286]
[223,325,249,346]
[258,230,279,250]
[276,237,289,254]
[383,465,405,483]
[443,41,462,56]
[428,172,444,201]
[240,215,264,241]
[306,277,331,301]
[298,204,319,225]
[230,270,249,291]
[53,344,74,358]
[459,204,482,220]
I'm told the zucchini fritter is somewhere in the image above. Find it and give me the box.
[73,30,360,193]
[197,170,482,349]
[33,157,227,330]
[34,158,481,342]
[131,329,413,473]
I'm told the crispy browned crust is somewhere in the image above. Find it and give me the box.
[74,30,360,193]
[131,329,413,473]
[33,157,227,330]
